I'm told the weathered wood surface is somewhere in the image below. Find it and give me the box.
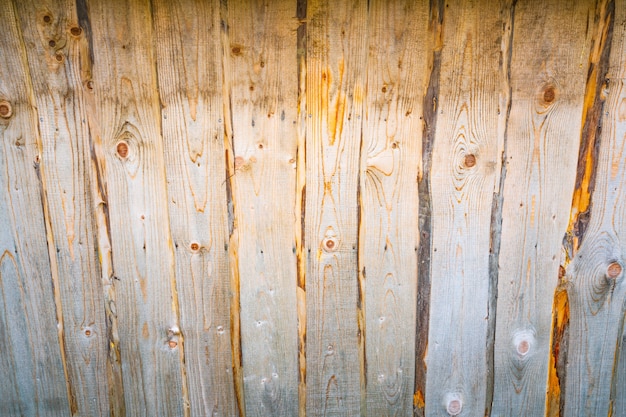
[491,1,595,415]
[151,0,238,416]
[361,1,428,415]
[223,0,300,415]
[2,1,626,416]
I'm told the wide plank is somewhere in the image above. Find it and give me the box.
[85,0,185,414]
[424,1,503,415]
[12,0,113,415]
[151,0,238,415]
[0,1,70,415]
[361,1,429,415]
[222,0,300,415]
[563,6,626,415]
[305,0,368,415]
[491,1,594,415]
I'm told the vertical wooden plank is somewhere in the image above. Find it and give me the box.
[491,1,595,415]
[151,0,238,415]
[361,1,428,415]
[424,1,503,415]
[305,0,367,415]
[12,1,112,415]
[222,0,299,415]
[85,0,185,414]
[0,1,70,415]
[563,7,626,415]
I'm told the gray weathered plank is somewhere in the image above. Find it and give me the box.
[491,1,595,415]
[0,1,70,415]
[12,0,112,414]
[361,1,428,415]
[563,6,626,415]
[151,0,238,415]
[222,0,300,415]
[305,0,368,415]
[424,0,503,415]
[85,0,185,414]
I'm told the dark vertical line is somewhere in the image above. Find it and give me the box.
[413,1,444,416]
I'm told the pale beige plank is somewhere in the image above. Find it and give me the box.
[85,0,185,414]
[424,0,503,415]
[222,0,299,415]
[305,0,368,415]
[12,0,113,415]
[563,6,626,415]
[0,1,70,415]
[491,1,595,415]
[361,1,428,415]
[151,0,238,415]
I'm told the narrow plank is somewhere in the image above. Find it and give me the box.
[361,1,428,415]
[222,0,299,414]
[613,326,626,414]
[305,0,368,414]
[12,1,112,415]
[151,0,237,415]
[84,0,185,414]
[424,0,503,415]
[491,1,595,415]
[0,1,70,415]
[563,7,626,415]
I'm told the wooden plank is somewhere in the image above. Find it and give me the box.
[222,0,299,415]
[491,1,595,415]
[11,0,113,415]
[0,1,70,415]
[150,0,238,415]
[423,1,502,415]
[563,7,626,415]
[361,1,428,415]
[305,0,368,415]
[84,0,185,414]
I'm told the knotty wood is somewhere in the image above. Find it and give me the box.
[151,1,237,415]
[12,0,113,415]
[563,7,626,415]
[491,1,595,415]
[305,0,367,415]
[361,1,428,415]
[222,0,299,415]
[424,1,503,415]
[85,0,185,414]
[0,2,70,415]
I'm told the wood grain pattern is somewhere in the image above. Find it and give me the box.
[424,1,503,415]
[305,0,367,415]
[12,0,112,415]
[563,7,626,415]
[85,0,185,414]
[0,1,70,415]
[491,1,594,415]
[151,0,237,415]
[222,0,300,415]
[361,1,428,415]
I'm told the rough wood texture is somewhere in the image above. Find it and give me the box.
[563,5,626,415]
[361,1,428,415]
[85,0,185,414]
[305,0,367,415]
[151,1,237,415]
[0,2,70,415]
[222,0,300,415]
[491,1,594,415]
[12,0,112,415]
[424,1,503,415]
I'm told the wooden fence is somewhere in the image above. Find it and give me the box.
[1,0,625,415]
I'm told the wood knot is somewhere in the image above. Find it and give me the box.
[323,238,337,251]
[446,398,462,416]
[43,15,51,23]
[381,86,387,93]
[70,26,82,36]
[464,154,476,168]
[391,142,398,149]
[86,80,94,90]
[190,242,200,251]
[517,339,530,356]
[0,101,13,119]
[55,53,64,62]
[543,86,555,103]
[84,328,92,337]
[48,40,56,48]
[231,45,242,56]
[607,262,622,279]
[116,141,129,158]
[168,340,178,349]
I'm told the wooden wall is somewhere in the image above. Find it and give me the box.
[0,0,625,416]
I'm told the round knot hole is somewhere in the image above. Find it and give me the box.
[84,329,92,337]
[168,340,178,349]
[116,141,129,158]
[86,80,94,90]
[0,101,13,119]
[447,399,462,416]
[190,242,200,251]
[55,53,64,62]
[70,26,82,36]
[464,154,476,168]
[543,86,556,104]
[607,262,622,279]
[391,142,398,149]
[324,239,336,251]
[48,40,56,48]
[381,86,387,93]
[43,15,51,23]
